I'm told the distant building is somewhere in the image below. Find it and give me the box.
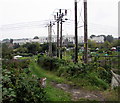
[13,38,29,45]
[2,39,10,43]
[90,36,104,43]
[11,35,104,45]
[39,37,48,43]
[78,36,84,43]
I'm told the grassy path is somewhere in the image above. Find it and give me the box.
[29,61,72,101]
[29,61,119,101]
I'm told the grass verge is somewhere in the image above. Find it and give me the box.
[29,61,72,101]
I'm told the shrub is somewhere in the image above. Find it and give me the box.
[2,60,47,102]
[37,56,68,71]
[56,63,89,78]
[37,56,110,90]
[96,67,112,83]
[86,72,109,90]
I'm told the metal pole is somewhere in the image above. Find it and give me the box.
[75,0,78,63]
[84,0,88,63]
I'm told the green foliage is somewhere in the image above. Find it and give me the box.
[102,41,112,50]
[29,61,72,101]
[56,63,89,78]
[2,43,13,59]
[86,72,109,90]
[13,43,20,49]
[37,56,68,71]
[2,59,30,69]
[106,35,114,43]
[88,39,97,48]
[2,60,46,102]
[67,44,74,48]
[40,43,49,53]
[45,84,71,101]
[40,43,57,54]
[96,67,112,84]
[23,42,41,54]
[112,39,120,47]
[16,46,28,53]
[37,56,112,90]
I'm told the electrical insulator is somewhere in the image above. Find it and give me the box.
[54,15,56,20]
[59,9,61,13]
[57,12,58,17]
[65,9,67,15]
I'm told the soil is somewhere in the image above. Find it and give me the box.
[50,81,106,101]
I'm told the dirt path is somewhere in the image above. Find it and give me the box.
[50,81,106,101]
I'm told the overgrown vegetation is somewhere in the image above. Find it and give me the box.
[2,60,47,102]
[29,61,72,101]
[1,36,119,101]
[37,56,112,90]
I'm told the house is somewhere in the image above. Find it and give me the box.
[90,36,104,43]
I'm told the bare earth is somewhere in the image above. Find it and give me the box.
[50,81,106,101]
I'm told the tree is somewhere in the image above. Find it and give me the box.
[112,39,120,47]
[40,43,49,53]
[103,41,112,50]
[23,43,41,54]
[88,39,97,48]
[10,39,13,43]
[13,43,20,49]
[90,35,96,39]
[17,47,28,53]
[106,35,114,43]
[2,39,10,43]
[2,43,13,59]
[33,36,39,39]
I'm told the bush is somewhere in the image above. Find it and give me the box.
[37,56,68,71]
[2,60,47,102]
[86,72,109,90]
[56,63,90,78]
[37,56,111,90]
[2,59,30,69]
[96,67,112,83]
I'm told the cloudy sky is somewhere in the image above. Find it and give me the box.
[0,0,119,40]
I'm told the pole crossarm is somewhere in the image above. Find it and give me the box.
[53,9,68,59]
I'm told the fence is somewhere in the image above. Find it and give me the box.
[90,55,120,71]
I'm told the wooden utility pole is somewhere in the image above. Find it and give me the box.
[84,0,88,63]
[60,14,63,59]
[54,9,67,59]
[49,21,52,57]
[57,12,60,57]
[75,0,78,63]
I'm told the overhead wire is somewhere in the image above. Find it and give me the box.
[0,20,51,31]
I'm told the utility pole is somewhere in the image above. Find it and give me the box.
[60,13,63,59]
[54,9,67,59]
[84,0,88,63]
[75,0,78,63]
[57,12,60,57]
[49,21,52,57]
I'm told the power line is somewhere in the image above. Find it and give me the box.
[77,1,84,24]
[77,0,82,3]
[0,20,51,31]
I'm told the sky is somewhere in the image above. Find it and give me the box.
[0,0,119,40]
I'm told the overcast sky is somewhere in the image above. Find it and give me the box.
[0,0,119,40]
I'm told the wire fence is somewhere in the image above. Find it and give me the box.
[90,55,120,72]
